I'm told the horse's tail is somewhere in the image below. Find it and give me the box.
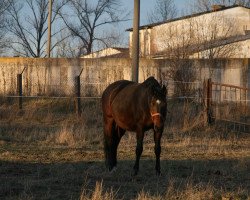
[103,131,110,169]
[103,121,117,171]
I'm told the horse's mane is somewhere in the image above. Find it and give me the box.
[142,76,165,98]
[143,76,160,88]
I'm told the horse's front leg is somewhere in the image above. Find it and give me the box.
[154,131,162,175]
[133,130,145,176]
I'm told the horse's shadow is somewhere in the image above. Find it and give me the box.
[0,158,248,200]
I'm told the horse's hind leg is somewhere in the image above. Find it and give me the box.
[112,127,125,169]
[104,118,124,171]
[104,117,115,171]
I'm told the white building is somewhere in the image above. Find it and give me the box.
[127,5,250,59]
[81,47,129,58]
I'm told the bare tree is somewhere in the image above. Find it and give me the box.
[151,17,197,100]
[96,29,125,49]
[6,0,67,57]
[191,0,250,12]
[0,0,12,55]
[156,17,197,60]
[147,0,177,23]
[157,9,240,59]
[55,30,83,57]
[156,9,241,86]
[60,0,130,55]
[194,13,240,59]
[56,28,125,58]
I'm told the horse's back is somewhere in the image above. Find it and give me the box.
[101,80,134,118]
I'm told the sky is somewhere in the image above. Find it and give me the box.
[122,0,195,28]
[116,0,195,46]
[13,0,197,54]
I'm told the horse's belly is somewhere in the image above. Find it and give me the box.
[113,114,137,131]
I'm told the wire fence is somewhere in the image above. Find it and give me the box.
[0,78,249,132]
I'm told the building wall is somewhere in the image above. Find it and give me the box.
[129,28,152,57]
[0,57,248,97]
[129,6,250,58]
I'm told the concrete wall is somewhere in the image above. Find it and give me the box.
[0,57,249,97]
[0,58,159,96]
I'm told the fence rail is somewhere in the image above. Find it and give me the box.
[211,81,249,103]
[209,80,250,132]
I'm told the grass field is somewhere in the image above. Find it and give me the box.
[0,98,249,200]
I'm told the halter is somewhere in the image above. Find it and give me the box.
[151,112,163,128]
[151,112,162,118]
[151,112,163,131]
[150,100,163,120]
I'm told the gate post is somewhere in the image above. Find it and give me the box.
[17,67,27,110]
[74,69,83,116]
[17,74,22,109]
[74,75,81,116]
[207,78,213,124]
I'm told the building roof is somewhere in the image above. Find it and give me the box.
[152,34,250,58]
[191,34,250,53]
[104,48,129,58]
[126,5,250,31]
[81,47,129,58]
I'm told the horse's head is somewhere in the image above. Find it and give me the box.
[145,77,167,132]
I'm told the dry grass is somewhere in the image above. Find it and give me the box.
[80,181,117,200]
[0,98,249,200]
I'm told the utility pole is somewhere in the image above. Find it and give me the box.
[132,0,140,82]
[47,0,52,58]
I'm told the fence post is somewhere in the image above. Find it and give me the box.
[203,79,207,126]
[17,74,22,109]
[75,75,81,116]
[17,67,27,110]
[207,78,213,124]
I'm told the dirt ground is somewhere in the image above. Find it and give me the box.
[0,99,249,199]
[0,131,249,200]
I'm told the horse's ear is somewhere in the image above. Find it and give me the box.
[159,79,163,86]
[162,85,167,96]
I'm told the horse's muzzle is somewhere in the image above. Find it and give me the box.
[154,124,164,132]
[151,113,164,132]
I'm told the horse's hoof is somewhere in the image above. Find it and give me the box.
[156,171,162,176]
[110,166,117,173]
[107,164,116,172]
[132,169,138,176]
[130,172,139,182]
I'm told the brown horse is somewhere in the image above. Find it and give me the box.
[101,76,167,175]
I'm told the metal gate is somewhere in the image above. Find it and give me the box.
[207,79,250,132]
